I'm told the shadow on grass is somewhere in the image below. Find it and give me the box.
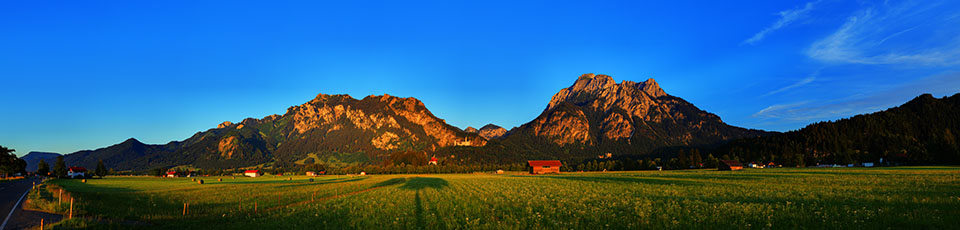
[541,175,731,186]
[215,177,369,185]
[374,177,408,187]
[276,177,370,189]
[399,177,449,191]
[396,177,449,229]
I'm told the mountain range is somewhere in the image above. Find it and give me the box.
[30,73,956,171]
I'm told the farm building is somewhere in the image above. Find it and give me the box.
[305,171,317,176]
[166,171,177,177]
[428,157,438,165]
[527,160,562,174]
[67,166,87,178]
[718,160,743,171]
[244,170,262,177]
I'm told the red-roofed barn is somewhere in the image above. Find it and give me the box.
[244,170,262,177]
[719,160,743,171]
[527,160,562,174]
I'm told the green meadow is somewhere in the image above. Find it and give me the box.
[28,167,960,229]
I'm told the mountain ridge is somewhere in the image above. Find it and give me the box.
[56,73,782,170]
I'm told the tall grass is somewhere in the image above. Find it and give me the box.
[33,167,960,229]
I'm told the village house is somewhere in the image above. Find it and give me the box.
[305,171,317,176]
[527,160,562,174]
[67,166,87,178]
[428,156,438,165]
[718,160,743,171]
[166,171,177,177]
[244,170,262,177]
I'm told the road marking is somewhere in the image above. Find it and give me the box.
[0,183,30,230]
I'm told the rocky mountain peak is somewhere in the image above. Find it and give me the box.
[478,124,507,140]
[521,73,763,148]
[367,94,427,111]
[308,93,353,104]
[464,127,478,133]
[570,73,616,93]
[547,74,665,111]
[640,78,666,97]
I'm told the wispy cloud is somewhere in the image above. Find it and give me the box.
[752,101,813,119]
[742,0,821,45]
[762,72,818,97]
[806,1,960,66]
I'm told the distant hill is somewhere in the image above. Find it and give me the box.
[21,151,60,172]
[711,93,960,166]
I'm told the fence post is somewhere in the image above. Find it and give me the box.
[183,203,186,216]
[58,188,62,206]
[69,198,74,219]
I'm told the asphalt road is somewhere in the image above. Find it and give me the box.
[0,177,61,230]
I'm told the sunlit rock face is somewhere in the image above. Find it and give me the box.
[478,124,507,140]
[464,127,478,133]
[273,93,487,152]
[505,73,768,151]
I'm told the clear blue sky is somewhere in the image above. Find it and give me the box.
[3,0,960,156]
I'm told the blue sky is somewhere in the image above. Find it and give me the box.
[2,0,960,156]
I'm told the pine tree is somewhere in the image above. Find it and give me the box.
[36,160,50,176]
[53,156,67,178]
[95,159,108,178]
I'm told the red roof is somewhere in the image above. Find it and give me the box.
[720,160,743,167]
[429,157,438,162]
[244,170,259,173]
[166,171,177,175]
[528,160,562,167]
[67,166,87,172]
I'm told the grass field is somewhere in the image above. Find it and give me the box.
[28,167,960,229]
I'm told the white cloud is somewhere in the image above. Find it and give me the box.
[762,72,817,97]
[743,0,821,45]
[752,101,812,119]
[806,1,960,66]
